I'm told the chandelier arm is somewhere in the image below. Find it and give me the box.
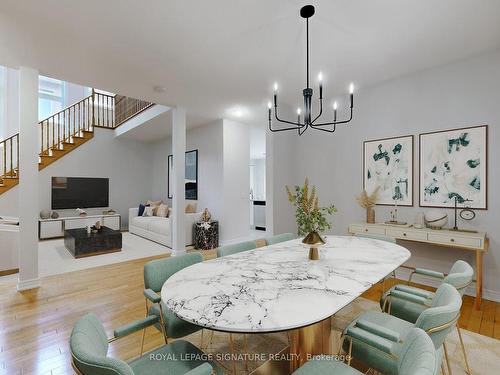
[311,98,323,125]
[274,108,306,127]
[298,123,309,136]
[310,124,336,133]
[311,108,353,127]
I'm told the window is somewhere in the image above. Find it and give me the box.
[38,76,65,120]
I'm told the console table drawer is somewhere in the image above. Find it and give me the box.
[386,228,427,241]
[349,224,386,235]
[428,233,482,248]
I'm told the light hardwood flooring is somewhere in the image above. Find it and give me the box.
[0,251,498,375]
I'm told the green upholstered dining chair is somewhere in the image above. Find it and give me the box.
[216,240,256,258]
[293,327,437,375]
[380,260,474,374]
[143,253,204,350]
[354,233,397,293]
[342,283,461,375]
[70,313,221,375]
[265,232,295,246]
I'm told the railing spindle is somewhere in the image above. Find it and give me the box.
[3,139,6,176]
[16,135,19,176]
[9,138,13,177]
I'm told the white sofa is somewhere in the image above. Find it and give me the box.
[0,217,19,273]
[128,208,201,248]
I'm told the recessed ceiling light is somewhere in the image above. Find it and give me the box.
[226,106,248,118]
[153,86,166,93]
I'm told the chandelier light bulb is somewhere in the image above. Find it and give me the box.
[318,72,323,82]
[274,82,278,92]
[333,101,338,110]
[268,101,272,109]
[349,83,355,94]
[297,108,301,115]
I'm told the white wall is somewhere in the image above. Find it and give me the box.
[271,49,500,300]
[151,120,224,222]
[0,128,153,228]
[222,120,250,241]
[250,158,266,201]
[151,119,251,242]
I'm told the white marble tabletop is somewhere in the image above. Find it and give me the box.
[161,236,410,333]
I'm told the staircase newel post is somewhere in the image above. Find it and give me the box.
[91,88,96,131]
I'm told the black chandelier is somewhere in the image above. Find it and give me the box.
[268,5,354,135]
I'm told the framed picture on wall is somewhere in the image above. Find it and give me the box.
[363,135,414,206]
[419,125,488,209]
[168,149,198,200]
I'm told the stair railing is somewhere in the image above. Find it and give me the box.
[1,90,154,177]
[93,90,116,128]
[39,94,94,156]
[114,94,154,127]
[0,133,19,179]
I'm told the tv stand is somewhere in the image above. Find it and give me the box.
[39,210,121,240]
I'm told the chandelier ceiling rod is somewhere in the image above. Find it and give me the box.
[268,4,355,135]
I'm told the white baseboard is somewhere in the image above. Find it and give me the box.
[395,267,500,303]
[17,277,40,291]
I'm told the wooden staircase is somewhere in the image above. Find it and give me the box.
[0,90,154,196]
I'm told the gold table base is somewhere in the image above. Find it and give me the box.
[250,317,338,375]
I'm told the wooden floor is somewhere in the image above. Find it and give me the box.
[0,252,498,375]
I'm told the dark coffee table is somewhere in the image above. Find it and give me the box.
[64,226,122,258]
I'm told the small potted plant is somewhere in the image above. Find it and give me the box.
[356,187,379,224]
[286,178,337,260]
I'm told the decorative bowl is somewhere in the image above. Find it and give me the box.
[424,210,448,230]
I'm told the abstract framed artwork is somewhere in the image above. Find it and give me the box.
[363,135,414,206]
[168,149,198,200]
[419,125,488,209]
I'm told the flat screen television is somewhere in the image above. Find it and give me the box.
[51,177,109,209]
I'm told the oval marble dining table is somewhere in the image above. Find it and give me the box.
[161,235,411,373]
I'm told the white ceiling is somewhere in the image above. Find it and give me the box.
[2,0,500,128]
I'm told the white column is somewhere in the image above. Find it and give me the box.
[171,107,186,254]
[17,67,40,291]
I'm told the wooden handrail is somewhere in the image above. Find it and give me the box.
[1,89,155,182]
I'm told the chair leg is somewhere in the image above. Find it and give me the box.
[456,324,472,375]
[229,333,237,374]
[443,341,453,375]
[140,328,146,356]
[158,303,169,344]
[141,298,148,355]
[347,336,353,366]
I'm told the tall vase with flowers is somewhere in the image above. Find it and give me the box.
[286,178,337,260]
[356,187,379,224]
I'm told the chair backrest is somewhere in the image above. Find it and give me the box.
[144,252,203,292]
[414,283,461,349]
[217,240,256,257]
[265,233,295,246]
[398,328,438,375]
[70,313,135,375]
[354,233,397,243]
[444,260,474,296]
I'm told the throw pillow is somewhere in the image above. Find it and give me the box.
[155,203,169,218]
[185,203,197,213]
[143,206,155,217]
[138,203,148,217]
[147,200,162,207]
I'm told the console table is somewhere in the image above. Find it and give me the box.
[348,223,488,309]
[39,212,121,239]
